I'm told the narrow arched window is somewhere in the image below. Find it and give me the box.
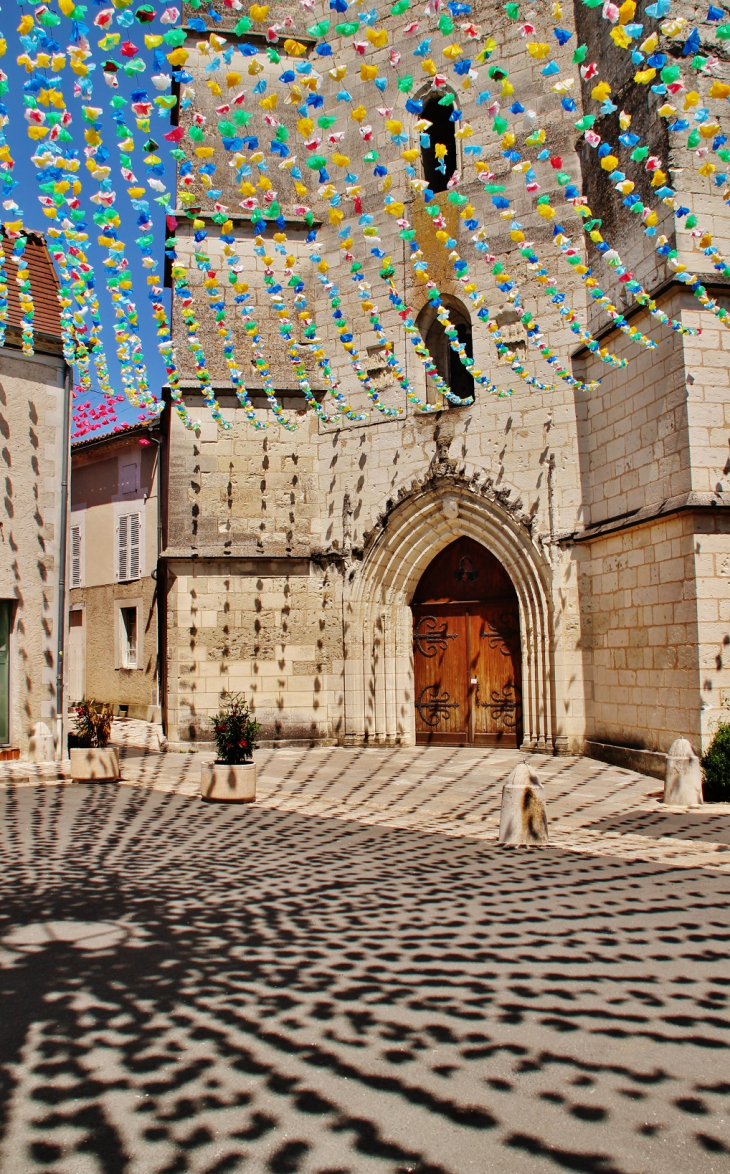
[417,300,474,405]
[420,95,457,193]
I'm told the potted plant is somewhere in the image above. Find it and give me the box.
[201,692,261,803]
[701,722,730,802]
[69,700,119,781]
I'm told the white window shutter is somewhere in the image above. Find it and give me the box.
[118,514,128,582]
[129,512,141,581]
[71,525,81,589]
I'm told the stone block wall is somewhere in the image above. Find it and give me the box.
[573,293,692,525]
[0,342,67,756]
[576,513,702,754]
[161,3,730,759]
[165,558,344,743]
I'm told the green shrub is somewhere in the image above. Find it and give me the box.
[701,722,730,802]
[210,693,260,765]
[74,700,113,749]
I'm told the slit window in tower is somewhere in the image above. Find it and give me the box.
[421,96,458,193]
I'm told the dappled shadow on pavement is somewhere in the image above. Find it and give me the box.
[0,783,729,1173]
[588,810,730,846]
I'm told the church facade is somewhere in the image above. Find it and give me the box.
[158,1,730,773]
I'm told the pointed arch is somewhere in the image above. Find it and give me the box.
[343,482,559,751]
[415,295,475,405]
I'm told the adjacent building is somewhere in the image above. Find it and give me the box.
[69,422,162,722]
[0,230,70,760]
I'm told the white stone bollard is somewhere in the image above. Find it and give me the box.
[27,722,55,763]
[663,738,703,806]
[498,762,549,846]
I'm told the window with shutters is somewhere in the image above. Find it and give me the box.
[120,606,138,669]
[70,524,82,589]
[117,512,141,582]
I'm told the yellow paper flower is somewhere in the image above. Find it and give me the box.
[366,28,388,48]
[610,26,633,48]
[591,81,612,101]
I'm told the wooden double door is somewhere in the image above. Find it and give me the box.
[412,538,522,747]
[413,604,522,745]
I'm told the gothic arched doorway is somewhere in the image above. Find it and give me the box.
[412,537,523,746]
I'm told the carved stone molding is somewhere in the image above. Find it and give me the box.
[362,463,538,553]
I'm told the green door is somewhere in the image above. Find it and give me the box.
[0,601,9,745]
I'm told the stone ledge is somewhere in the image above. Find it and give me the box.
[164,737,338,754]
[559,492,730,545]
[0,761,70,784]
[584,740,667,780]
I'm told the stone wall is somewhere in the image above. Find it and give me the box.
[0,339,67,756]
[574,288,730,756]
[161,2,730,760]
[165,557,343,743]
[577,513,701,755]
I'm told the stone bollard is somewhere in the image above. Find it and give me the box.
[27,722,55,763]
[498,762,549,846]
[663,738,703,806]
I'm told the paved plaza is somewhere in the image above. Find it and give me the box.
[1,725,729,1172]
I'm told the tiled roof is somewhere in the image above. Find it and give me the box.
[71,420,161,453]
[2,230,62,340]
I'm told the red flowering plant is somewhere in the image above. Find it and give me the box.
[209,693,260,765]
[73,699,113,749]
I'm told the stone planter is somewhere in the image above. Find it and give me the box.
[201,761,256,804]
[69,746,120,782]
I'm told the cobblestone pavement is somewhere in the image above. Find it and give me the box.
[1,723,729,1172]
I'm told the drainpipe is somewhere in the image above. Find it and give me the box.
[143,428,162,715]
[55,364,72,760]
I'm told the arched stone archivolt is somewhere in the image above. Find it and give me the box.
[342,481,562,752]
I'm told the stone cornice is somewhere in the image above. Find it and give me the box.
[559,492,730,544]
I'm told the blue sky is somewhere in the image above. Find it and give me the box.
[3,7,173,434]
